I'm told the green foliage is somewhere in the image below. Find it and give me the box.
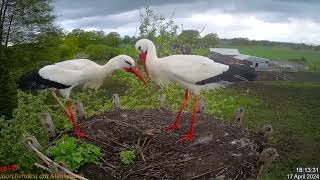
[1,0,56,46]
[46,135,101,171]
[0,52,17,119]
[0,91,59,172]
[178,30,200,46]
[122,35,135,45]
[201,33,219,47]
[105,32,121,47]
[191,48,209,56]
[85,44,122,61]
[67,29,105,48]
[119,150,136,165]
[138,6,179,57]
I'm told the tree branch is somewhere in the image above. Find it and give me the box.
[4,12,12,46]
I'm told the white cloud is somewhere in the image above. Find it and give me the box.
[54,0,320,45]
[176,11,320,44]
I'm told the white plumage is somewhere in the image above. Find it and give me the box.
[136,40,229,95]
[18,54,146,139]
[135,39,256,141]
[37,55,142,99]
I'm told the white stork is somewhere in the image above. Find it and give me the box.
[18,55,147,138]
[135,39,256,141]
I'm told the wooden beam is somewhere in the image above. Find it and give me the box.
[233,108,244,126]
[39,112,56,138]
[112,94,121,109]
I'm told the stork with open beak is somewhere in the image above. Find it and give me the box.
[135,39,256,141]
[18,55,147,138]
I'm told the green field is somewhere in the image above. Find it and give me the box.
[193,46,320,71]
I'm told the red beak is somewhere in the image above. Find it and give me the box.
[124,66,147,86]
[139,52,148,75]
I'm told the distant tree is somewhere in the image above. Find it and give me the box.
[0,52,16,119]
[201,33,219,47]
[67,29,105,49]
[0,0,55,118]
[122,35,133,44]
[178,30,200,46]
[0,0,56,47]
[85,44,122,61]
[105,32,121,47]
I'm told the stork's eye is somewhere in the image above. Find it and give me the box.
[138,46,141,51]
[124,60,132,66]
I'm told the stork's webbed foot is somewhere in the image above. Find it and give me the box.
[75,130,87,139]
[165,123,179,132]
[181,133,193,142]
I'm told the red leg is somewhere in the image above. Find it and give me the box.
[182,96,198,142]
[165,89,189,131]
[65,100,86,139]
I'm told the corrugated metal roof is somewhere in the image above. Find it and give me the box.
[234,54,251,60]
[209,48,240,56]
[246,56,269,63]
[234,54,269,63]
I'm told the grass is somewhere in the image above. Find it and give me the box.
[215,82,320,179]
[217,45,320,71]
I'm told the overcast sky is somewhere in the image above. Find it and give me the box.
[54,0,320,45]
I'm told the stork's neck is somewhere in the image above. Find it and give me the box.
[146,41,158,61]
[101,59,119,76]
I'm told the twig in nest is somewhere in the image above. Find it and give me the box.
[121,153,212,180]
[101,166,116,178]
[188,167,226,180]
[234,168,243,180]
[103,117,145,134]
[86,135,128,148]
[34,163,51,172]
[78,118,103,127]
[99,157,117,170]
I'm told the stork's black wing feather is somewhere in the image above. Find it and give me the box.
[17,71,70,91]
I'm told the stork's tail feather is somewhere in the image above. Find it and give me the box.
[17,71,49,91]
[196,64,257,86]
[226,64,257,82]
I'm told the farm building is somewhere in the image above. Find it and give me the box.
[208,48,307,72]
[208,49,250,66]
[208,48,269,70]
[209,48,240,56]
[269,60,308,72]
[234,54,270,70]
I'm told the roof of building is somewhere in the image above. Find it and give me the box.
[234,54,270,63]
[234,54,251,60]
[209,48,240,56]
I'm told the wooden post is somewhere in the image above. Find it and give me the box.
[112,94,121,109]
[23,136,44,161]
[39,112,56,138]
[256,148,279,179]
[159,94,166,109]
[233,108,244,126]
[198,98,206,113]
[215,175,225,180]
[259,124,273,140]
[76,100,85,121]
[23,136,89,180]
[48,162,60,173]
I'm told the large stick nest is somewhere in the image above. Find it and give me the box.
[76,109,267,180]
